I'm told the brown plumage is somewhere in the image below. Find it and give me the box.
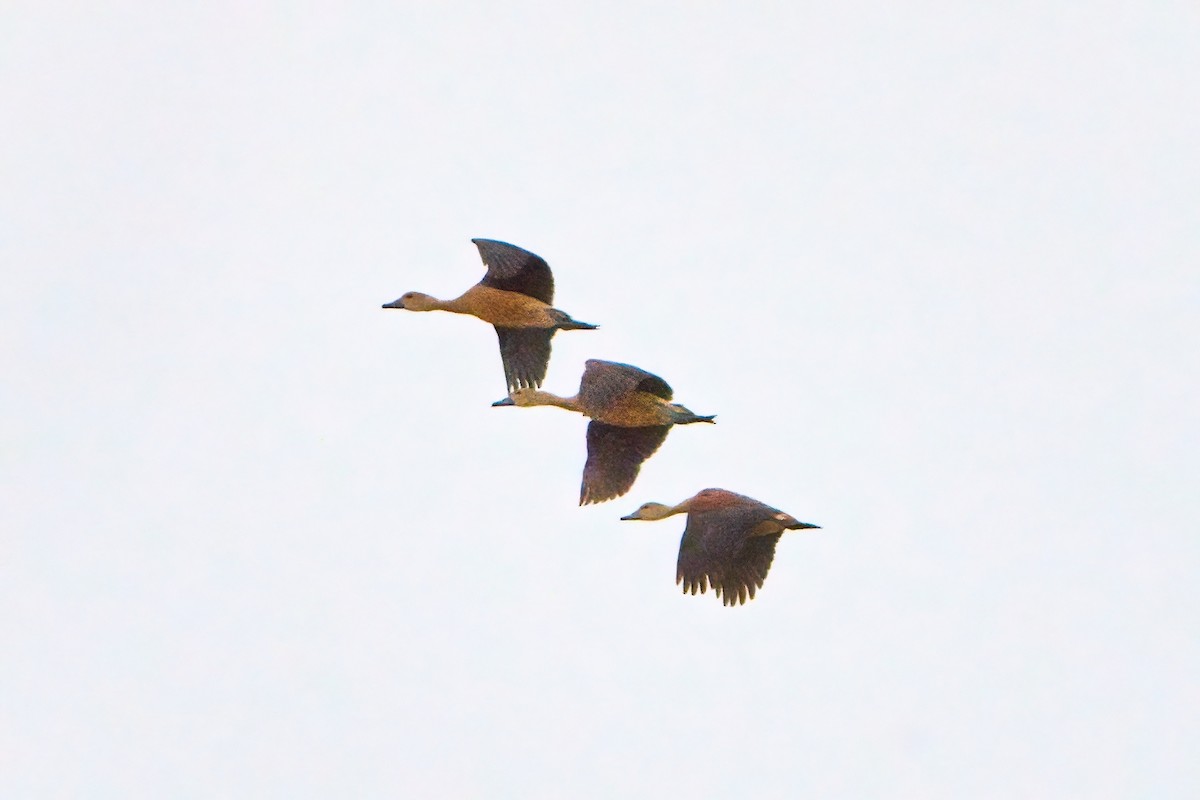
[382,239,597,391]
[621,489,821,606]
[492,360,716,504]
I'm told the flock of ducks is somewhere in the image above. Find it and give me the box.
[384,238,821,606]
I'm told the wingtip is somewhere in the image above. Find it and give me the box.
[580,488,622,506]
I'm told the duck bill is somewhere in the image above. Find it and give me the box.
[491,397,515,407]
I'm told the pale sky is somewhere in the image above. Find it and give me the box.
[3,2,1199,797]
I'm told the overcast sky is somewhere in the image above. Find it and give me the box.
[3,2,1199,797]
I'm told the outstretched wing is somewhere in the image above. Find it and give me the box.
[580,422,671,505]
[473,238,555,304]
[577,359,673,416]
[495,327,555,391]
[676,506,782,606]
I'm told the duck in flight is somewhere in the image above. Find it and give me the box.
[621,489,820,606]
[383,239,597,391]
[493,359,715,505]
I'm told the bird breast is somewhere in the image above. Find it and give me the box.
[455,285,557,327]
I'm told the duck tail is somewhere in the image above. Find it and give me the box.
[549,308,599,331]
[670,404,716,424]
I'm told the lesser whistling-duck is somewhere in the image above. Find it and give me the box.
[621,488,820,606]
[382,239,597,391]
[492,359,715,505]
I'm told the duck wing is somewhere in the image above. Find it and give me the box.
[577,359,674,416]
[473,238,555,304]
[495,327,555,391]
[676,506,781,606]
[579,422,671,505]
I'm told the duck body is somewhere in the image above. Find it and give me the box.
[621,488,821,606]
[493,360,715,504]
[400,284,590,330]
[592,389,679,427]
[382,239,596,390]
[500,384,704,428]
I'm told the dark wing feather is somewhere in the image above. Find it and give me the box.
[473,238,555,304]
[580,422,671,505]
[676,506,782,606]
[719,534,780,606]
[495,327,555,391]
[577,359,673,416]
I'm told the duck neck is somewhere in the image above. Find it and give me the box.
[433,294,471,314]
[667,500,692,517]
[653,503,689,520]
[525,390,582,414]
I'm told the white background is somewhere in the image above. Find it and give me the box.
[4,2,1198,797]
